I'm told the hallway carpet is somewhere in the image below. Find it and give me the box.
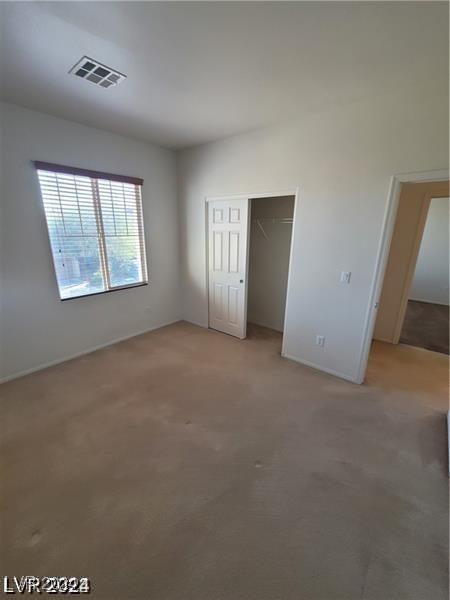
[1,322,448,599]
[400,299,449,355]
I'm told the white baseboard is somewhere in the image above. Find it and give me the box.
[3,318,360,386]
[373,336,397,344]
[0,319,181,384]
[183,319,208,329]
[247,318,283,333]
[183,323,359,384]
[409,297,449,307]
[281,352,360,384]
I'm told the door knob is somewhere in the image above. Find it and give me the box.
[240,279,244,283]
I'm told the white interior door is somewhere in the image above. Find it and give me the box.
[208,198,249,338]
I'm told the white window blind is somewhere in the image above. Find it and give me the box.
[35,161,148,300]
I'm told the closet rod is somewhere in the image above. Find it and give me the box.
[252,217,293,240]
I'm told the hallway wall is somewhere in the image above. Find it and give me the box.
[410,197,449,306]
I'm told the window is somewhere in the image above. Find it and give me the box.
[35,161,148,300]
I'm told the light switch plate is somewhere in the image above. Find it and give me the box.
[340,271,351,284]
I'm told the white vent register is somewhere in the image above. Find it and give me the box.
[69,56,126,88]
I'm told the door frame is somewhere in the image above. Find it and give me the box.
[205,187,299,350]
[356,169,449,384]
[391,189,448,344]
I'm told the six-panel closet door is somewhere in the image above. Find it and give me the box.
[208,198,249,338]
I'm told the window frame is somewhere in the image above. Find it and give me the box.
[34,161,149,301]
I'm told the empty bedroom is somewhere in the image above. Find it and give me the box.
[0,2,448,599]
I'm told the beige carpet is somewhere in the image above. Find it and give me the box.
[0,322,448,600]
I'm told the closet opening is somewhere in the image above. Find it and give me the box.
[206,191,297,349]
[246,195,295,351]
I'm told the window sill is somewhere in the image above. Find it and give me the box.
[60,281,148,301]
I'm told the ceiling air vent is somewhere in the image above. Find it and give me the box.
[69,56,126,88]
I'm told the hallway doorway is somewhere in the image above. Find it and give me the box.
[368,180,449,383]
[398,196,449,354]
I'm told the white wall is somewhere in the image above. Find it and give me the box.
[248,196,294,332]
[410,197,449,305]
[0,102,180,381]
[177,83,448,382]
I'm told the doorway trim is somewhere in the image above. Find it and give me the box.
[356,169,449,384]
[205,187,299,354]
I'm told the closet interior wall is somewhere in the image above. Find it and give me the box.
[247,196,295,332]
